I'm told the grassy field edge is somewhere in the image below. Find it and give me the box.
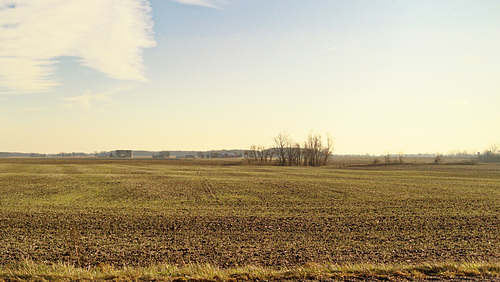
[1,261,499,281]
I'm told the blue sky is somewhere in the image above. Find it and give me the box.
[1,0,499,154]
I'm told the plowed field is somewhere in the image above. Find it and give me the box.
[1,159,499,268]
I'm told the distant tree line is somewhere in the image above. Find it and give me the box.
[56,152,89,157]
[153,151,170,159]
[245,132,334,166]
[478,144,500,163]
[194,151,243,158]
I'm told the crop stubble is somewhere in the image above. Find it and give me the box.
[0,159,499,268]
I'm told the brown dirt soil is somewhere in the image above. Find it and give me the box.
[1,210,499,268]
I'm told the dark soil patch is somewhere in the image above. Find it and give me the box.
[1,210,499,268]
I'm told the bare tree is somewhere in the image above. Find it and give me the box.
[246,145,276,164]
[487,143,499,155]
[265,148,275,163]
[256,145,267,162]
[434,153,443,164]
[274,132,291,166]
[303,133,317,166]
[321,133,334,166]
[245,145,258,163]
[285,141,296,166]
[303,132,333,166]
[398,152,405,164]
[292,142,302,165]
[384,153,391,164]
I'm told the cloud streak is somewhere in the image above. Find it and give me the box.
[316,46,339,56]
[171,0,225,9]
[0,0,156,94]
[62,86,132,108]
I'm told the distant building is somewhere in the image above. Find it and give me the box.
[115,150,133,158]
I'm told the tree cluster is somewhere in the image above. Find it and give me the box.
[245,145,275,163]
[245,132,334,166]
[152,151,170,159]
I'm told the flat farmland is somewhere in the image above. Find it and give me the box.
[1,158,499,270]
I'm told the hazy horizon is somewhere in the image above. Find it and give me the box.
[0,146,485,157]
[1,1,499,155]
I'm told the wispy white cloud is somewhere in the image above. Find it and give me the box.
[171,0,225,9]
[316,46,339,56]
[62,86,131,108]
[0,0,156,94]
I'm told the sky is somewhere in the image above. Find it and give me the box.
[0,0,499,155]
